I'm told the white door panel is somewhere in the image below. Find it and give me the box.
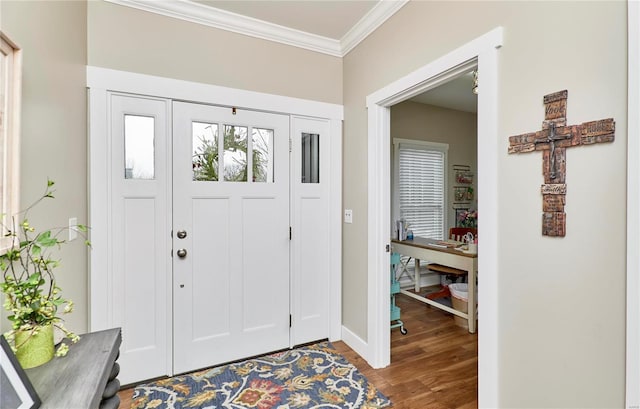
[291,116,330,345]
[172,102,290,373]
[109,94,171,384]
[241,197,289,332]
[190,197,231,339]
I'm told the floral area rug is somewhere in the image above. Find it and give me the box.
[130,341,391,409]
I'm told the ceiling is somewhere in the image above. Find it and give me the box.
[411,71,478,113]
[112,0,477,113]
[192,1,379,40]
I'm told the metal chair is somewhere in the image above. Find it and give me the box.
[390,253,407,334]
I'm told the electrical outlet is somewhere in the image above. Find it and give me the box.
[69,217,77,241]
[344,209,353,224]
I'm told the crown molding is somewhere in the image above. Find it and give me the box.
[341,0,409,56]
[104,0,407,58]
[105,0,342,56]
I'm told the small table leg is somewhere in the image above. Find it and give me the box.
[467,264,477,333]
[414,258,421,292]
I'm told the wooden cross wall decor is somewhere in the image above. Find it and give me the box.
[508,90,615,237]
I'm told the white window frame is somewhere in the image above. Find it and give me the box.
[0,32,22,253]
[392,138,448,240]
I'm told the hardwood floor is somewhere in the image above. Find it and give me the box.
[117,291,478,408]
[338,292,479,409]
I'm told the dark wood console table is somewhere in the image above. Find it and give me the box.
[25,328,122,409]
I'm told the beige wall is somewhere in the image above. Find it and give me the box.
[87,1,343,105]
[1,1,88,335]
[343,1,626,407]
[391,101,477,231]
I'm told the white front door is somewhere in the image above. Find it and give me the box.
[172,102,291,373]
[90,77,341,385]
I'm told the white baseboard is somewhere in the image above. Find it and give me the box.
[340,325,370,363]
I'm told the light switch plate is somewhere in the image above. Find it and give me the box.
[344,209,353,224]
[69,217,77,241]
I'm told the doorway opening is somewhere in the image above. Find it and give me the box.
[390,68,478,323]
[365,27,502,408]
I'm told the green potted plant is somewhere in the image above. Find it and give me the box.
[1,180,89,368]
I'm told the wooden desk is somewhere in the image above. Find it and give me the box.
[391,237,478,333]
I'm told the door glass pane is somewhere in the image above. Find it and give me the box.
[192,121,219,181]
[124,115,154,179]
[301,133,319,183]
[252,128,273,183]
[223,125,247,182]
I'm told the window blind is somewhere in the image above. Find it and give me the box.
[398,145,445,240]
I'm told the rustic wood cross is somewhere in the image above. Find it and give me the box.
[508,90,615,237]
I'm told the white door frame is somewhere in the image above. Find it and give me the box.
[627,1,640,407]
[87,66,343,347]
[365,27,503,408]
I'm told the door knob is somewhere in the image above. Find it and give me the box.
[176,249,187,258]
[177,230,187,239]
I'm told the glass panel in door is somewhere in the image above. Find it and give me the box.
[223,125,248,182]
[252,127,274,183]
[192,121,219,181]
[301,132,319,183]
[124,114,155,179]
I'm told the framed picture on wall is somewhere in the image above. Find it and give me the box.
[1,335,41,409]
[455,170,473,184]
[454,187,467,201]
[454,186,474,202]
[453,164,473,185]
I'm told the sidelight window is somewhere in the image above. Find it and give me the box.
[124,115,155,179]
[301,133,319,184]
